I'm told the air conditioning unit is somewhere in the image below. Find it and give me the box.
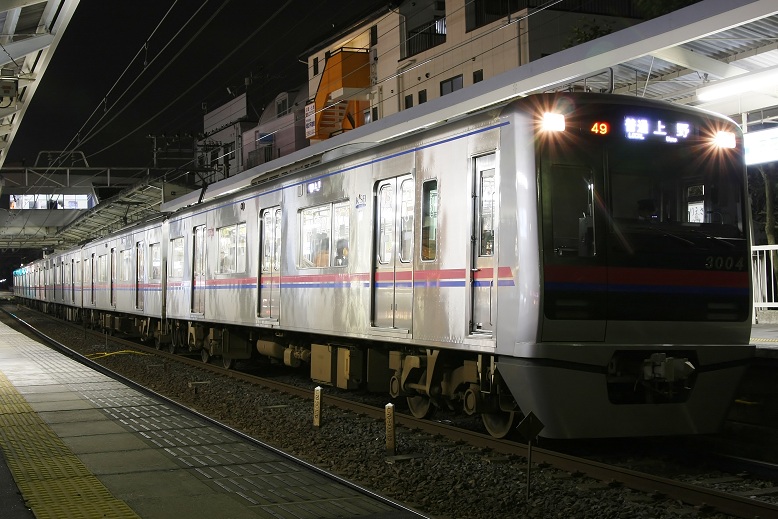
[0,80,17,99]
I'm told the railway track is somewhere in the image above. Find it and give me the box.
[5,304,778,519]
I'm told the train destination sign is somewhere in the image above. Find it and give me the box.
[624,116,691,143]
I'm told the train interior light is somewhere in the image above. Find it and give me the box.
[541,112,565,132]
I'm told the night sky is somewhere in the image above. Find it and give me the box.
[0,0,387,284]
[6,0,388,168]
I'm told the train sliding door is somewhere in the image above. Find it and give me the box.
[470,154,496,335]
[372,175,414,331]
[191,225,206,314]
[136,241,144,310]
[258,207,281,321]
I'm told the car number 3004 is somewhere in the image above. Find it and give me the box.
[705,255,746,271]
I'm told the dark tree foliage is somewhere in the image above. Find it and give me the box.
[565,18,615,48]
[632,0,702,19]
[750,164,778,246]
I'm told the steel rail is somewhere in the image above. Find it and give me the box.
[12,305,778,519]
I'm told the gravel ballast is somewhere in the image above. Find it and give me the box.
[7,306,745,519]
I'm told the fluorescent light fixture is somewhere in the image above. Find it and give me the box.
[744,126,778,165]
[697,64,778,102]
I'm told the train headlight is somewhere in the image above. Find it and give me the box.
[541,112,566,132]
[713,130,736,149]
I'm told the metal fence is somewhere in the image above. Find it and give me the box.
[752,244,778,321]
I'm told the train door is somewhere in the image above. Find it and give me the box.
[191,225,206,314]
[539,143,606,342]
[89,254,95,305]
[136,241,144,310]
[70,259,75,303]
[110,248,117,307]
[470,154,496,335]
[258,207,281,321]
[372,174,414,330]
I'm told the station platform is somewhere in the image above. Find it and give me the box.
[749,323,778,359]
[0,318,422,519]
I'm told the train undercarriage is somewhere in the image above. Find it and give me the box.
[34,300,521,438]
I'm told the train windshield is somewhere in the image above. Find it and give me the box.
[540,99,750,323]
[607,140,747,259]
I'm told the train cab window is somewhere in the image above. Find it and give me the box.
[217,223,247,274]
[149,243,161,280]
[422,180,438,261]
[546,165,596,258]
[170,238,184,278]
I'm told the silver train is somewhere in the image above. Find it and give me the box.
[14,92,755,439]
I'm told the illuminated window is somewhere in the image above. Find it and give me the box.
[422,180,438,261]
[170,238,184,278]
[300,201,349,268]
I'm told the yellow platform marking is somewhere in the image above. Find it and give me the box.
[751,337,778,343]
[0,370,140,519]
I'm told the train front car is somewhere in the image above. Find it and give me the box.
[497,93,753,439]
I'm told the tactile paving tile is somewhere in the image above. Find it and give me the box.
[0,321,404,518]
[18,476,140,519]
[0,365,140,518]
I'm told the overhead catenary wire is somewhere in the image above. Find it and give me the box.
[13,0,621,249]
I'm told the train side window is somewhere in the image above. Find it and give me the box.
[149,243,161,280]
[170,237,184,278]
[97,254,107,283]
[399,179,414,262]
[236,223,247,272]
[333,201,350,267]
[217,223,243,274]
[120,249,131,282]
[300,203,332,268]
[421,179,438,261]
[478,167,495,256]
[378,185,394,265]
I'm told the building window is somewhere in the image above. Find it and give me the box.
[473,69,484,83]
[418,89,427,104]
[276,95,289,118]
[440,74,463,96]
[372,107,379,122]
[313,56,319,77]
[404,94,413,110]
[370,25,378,47]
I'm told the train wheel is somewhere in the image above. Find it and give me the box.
[154,334,162,350]
[481,411,516,438]
[407,395,436,418]
[222,356,234,370]
[200,348,210,364]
